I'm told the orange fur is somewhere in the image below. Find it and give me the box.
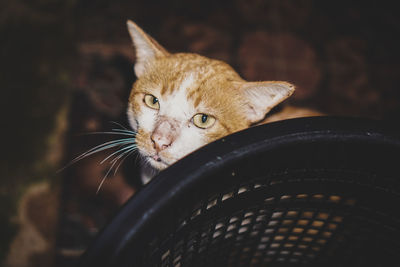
[126,20,319,177]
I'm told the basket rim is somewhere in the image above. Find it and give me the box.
[79,116,400,267]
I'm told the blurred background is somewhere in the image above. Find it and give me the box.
[1,0,399,266]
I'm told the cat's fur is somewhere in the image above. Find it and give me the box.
[126,20,318,184]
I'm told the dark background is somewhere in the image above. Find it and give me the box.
[1,0,399,266]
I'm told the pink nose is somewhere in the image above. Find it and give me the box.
[151,120,176,152]
[151,133,172,151]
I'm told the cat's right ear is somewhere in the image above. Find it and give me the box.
[239,81,295,124]
[127,20,169,77]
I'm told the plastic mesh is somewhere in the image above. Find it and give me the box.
[144,168,400,267]
[79,118,400,267]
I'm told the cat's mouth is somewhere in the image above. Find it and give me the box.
[147,154,169,170]
[151,154,162,162]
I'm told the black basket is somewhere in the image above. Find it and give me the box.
[80,117,400,267]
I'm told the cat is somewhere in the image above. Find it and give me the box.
[126,20,319,184]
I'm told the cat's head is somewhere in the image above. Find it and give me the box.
[126,20,294,171]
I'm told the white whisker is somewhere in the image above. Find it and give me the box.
[96,161,117,194]
[81,131,135,137]
[109,121,129,130]
[100,144,137,164]
[58,131,136,172]
[113,149,137,176]
[59,122,139,193]
[71,139,134,164]
[112,129,137,135]
[110,147,136,164]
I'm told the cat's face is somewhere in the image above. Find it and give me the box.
[126,21,294,171]
[128,53,253,170]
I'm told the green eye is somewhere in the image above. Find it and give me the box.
[144,94,160,109]
[192,113,216,129]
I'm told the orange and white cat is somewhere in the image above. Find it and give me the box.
[126,20,318,184]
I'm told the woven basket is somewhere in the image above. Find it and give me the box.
[80,117,400,267]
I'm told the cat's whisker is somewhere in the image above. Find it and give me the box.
[96,146,137,194]
[111,128,137,135]
[100,144,137,164]
[58,138,135,172]
[81,131,136,137]
[59,121,138,193]
[109,121,129,130]
[97,160,123,194]
[73,139,134,163]
[112,149,137,176]
[109,146,137,164]
[96,176,107,195]
[96,159,119,194]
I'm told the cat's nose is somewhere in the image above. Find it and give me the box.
[151,135,171,152]
[151,120,176,152]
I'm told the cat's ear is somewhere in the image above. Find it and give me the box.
[127,20,169,77]
[239,81,295,124]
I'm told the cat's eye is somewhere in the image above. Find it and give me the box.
[144,94,160,110]
[192,113,216,129]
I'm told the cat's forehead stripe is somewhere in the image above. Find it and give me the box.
[186,87,197,100]
[179,73,196,92]
[161,73,178,95]
[160,72,192,96]
[160,85,168,95]
[194,94,202,109]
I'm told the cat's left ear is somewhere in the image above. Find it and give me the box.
[127,20,169,77]
[239,81,295,124]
